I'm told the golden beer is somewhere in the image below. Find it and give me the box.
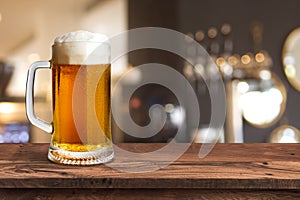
[51,64,111,152]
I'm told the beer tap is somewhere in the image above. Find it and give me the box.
[250,22,272,71]
[221,23,233,59]
[194,30,207,94]
[207,27,220,92]
[250,21,263,54]
[207,27,219,59]
[183,33,197,89]
[217,23,233,80]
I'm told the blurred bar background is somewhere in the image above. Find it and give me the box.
[0,0,300,143]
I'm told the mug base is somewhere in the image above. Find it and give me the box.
[48,145,114,165]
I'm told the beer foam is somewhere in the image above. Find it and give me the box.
[52,30,110,65]
[54,30,109,43]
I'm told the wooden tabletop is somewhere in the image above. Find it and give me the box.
[0,143,299,199]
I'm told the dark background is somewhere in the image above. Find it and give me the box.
[126,0,300,142]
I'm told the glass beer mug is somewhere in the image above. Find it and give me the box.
[26,30,114,165]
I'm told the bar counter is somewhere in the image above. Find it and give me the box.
[0,143,299,199]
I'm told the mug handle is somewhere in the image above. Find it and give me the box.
[25,61,53,133]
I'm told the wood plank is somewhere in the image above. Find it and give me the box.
[0,143,298,189]
[0,189,299,200]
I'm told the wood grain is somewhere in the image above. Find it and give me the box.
[0,143,298,192]
[0,189,299,200]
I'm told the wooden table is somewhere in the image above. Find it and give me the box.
[0,143,299,199]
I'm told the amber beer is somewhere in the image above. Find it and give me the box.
[26,31,113,165]
[51,63,111,152]
[48,36,114,165]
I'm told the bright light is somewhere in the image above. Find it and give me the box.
[165,104,174,113]
[0,103,16,114]
[269,125,300,143]
[259,70,271,80]
[237,81,249,93]
[222,63,233,76]
[170,107,185,126]
[278,128,298,143]
[268,88,283,104]
[0,13,2,22]
[279,135,298,143]
[283,128,295,138]
[285,65,296,78]
[239,88,283,125]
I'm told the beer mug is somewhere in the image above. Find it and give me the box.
[25,31,114,165]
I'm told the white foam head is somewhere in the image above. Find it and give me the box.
[52,30,110,65]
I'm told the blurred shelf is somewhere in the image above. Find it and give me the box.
[0,96,46,103]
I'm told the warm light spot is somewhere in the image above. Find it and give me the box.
[183,63,194,78]
[0,103,16,114]
[195,30,205,41]
[285,65,296,78]
[208,27,217,38]
[216,57,226,67]
[241,55,251,65]
[0,13,2,22]
[130,97,141,109]
[228,55,239,66]
[255,52,265,63]
[221,23,231,35]
[165,104,174,113]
